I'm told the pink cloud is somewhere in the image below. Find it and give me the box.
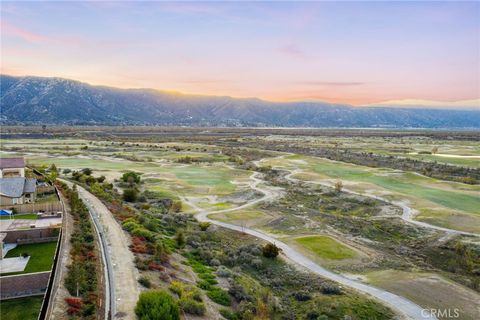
[1,21,52,44]
[1,21,85,46]
[276,44,306,58]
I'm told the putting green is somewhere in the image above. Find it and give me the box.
[294,235,357,260]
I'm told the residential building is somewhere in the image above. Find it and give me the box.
[0,177,37,205]
[0,158,26,178]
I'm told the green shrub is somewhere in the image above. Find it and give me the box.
[198,272,216,280]
[131,227,153,240]
[122,221,139,232]
[199,222,210,231]
[122,171,141,184]
[220,308,238,320]
[179,297,206,315]
[262,243,279,259]
[123,188,138,202]
[138,276,151,288]
[207,288,231,306]
[169,281,184,296]
[134,290,180,320]
[197,280,213,291]
[174,229,185,248]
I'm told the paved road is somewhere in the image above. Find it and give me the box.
[183,171,436,320]
[63,181,140,320]
[283,168,479,237]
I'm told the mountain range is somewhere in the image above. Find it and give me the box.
[1,75,479,128]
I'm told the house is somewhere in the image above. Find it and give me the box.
[0,158,38,205]
[0,157,26,178]
[0,177,37,205]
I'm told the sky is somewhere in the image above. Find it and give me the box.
[1,1,479,106]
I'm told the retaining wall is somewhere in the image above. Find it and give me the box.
[0,272,50,300]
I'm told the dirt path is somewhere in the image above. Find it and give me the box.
[182,171,435,320]
[64,181,140,320]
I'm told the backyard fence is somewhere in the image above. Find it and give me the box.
[0,201,62,213]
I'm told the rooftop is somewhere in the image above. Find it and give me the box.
[0,157,25,169]
[0,177,37,198]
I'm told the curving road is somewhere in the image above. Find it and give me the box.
[183,170,436,320]
[282,167,478,237]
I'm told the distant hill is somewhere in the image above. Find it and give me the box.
[1,74,479,128]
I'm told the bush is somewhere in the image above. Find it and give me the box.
[171,200,182,213]
[138,276,152,288]
[207,287,231,306]
[169,281,184,296]
[321,284,342,295]
[135,290,180,320]
[197,280,213,290]
[216,266,231,278]
[262,243,279,259]
[293,291,312,301]
[174,229,185,248]
[123,188,138,202]
[199,222,210,231]
[122,171,141,184]
[179,298,206,315]
[220,308,238,320]
[131,227,154,240]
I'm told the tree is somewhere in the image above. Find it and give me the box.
[82,168,92,175]
[134,290,180,320]
[123,188,138,202]
[121,171,141,185]
[262,243,279,259]
[334,180,343,193]
[174,229,185,248]
[48,164,59,181]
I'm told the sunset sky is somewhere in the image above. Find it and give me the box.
[1,1,479,105]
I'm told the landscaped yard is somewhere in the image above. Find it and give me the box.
[0,213,38,220]
[0,296,44,320]
[2,241,57,275]
[294,235,357,260]
[35,192,59,203]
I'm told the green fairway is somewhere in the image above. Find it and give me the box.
[294,235,357,260]
[209,210,268,222]
[308,160,480,215]
[0,213,38,220]
[0,296,44,320]
[3,241,57,275]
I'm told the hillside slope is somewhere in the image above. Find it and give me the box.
[1,75,479,128]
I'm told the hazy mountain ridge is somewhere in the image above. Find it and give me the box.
[1,75,479,128]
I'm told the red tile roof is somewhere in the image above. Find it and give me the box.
[0,157,25,169]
